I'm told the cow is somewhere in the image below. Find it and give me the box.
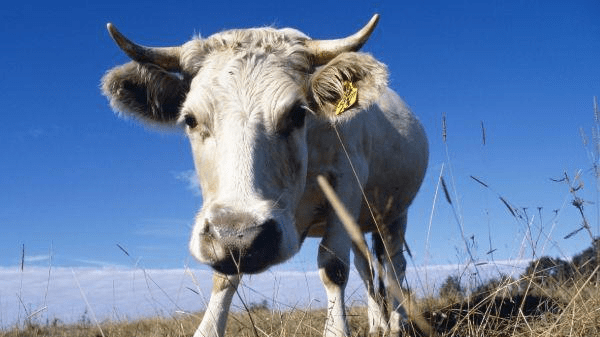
[101,14,428,337]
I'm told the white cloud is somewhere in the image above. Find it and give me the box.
[173,170,201,196]
[24,255,51,263]
[70,259,128,269]
[0,261,532,329]
[27,128,45,139]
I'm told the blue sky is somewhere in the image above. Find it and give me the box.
[1,0,599,270]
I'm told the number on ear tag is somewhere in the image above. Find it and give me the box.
[335,81,358,115]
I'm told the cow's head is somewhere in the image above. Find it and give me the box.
[102,15,388,274]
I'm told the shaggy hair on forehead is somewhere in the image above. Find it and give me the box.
[181,28,313,74]
[103,27,315,126]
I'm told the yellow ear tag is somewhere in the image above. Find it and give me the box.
[335,81,358,115]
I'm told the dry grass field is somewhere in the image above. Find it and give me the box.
[1,259,599,337]
[3,186,599,337]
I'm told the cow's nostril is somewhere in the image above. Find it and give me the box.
[201,220,210,234]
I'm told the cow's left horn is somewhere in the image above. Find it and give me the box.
[106,23,182,71]
[305,14,379,65]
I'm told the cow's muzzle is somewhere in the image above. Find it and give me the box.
[197,218,282,275]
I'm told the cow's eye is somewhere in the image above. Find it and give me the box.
[289,104,306,130]
[184,114,198,128]
[276,103,307,137]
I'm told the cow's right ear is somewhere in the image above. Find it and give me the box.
[101,61,190,125]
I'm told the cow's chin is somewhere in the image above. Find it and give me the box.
[189,217,300,275]
[210,252,281,275]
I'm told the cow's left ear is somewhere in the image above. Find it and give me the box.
[309,52,388,120]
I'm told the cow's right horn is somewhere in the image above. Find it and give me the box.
[305,14,380,65]
[107,23,182,72]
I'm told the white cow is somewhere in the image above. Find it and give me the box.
[102,14,428,337]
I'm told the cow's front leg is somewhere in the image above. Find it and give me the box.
[318,221,351,337]
[353,240,388,335]
[194,272,240,337]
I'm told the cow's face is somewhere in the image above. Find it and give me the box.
[183,40,312,274]
[101,17,388,274]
